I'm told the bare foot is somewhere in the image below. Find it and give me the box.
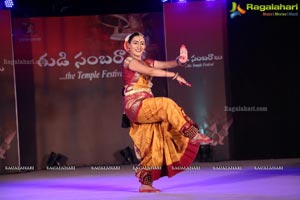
[139,184,161,193]
[191,133,213,144]
[213,133,225,145]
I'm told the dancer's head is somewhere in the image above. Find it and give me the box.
[124,32,145,58]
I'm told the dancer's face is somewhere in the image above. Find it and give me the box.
[128,35,145,58]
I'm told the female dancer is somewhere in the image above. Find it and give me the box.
[122,32,216,192]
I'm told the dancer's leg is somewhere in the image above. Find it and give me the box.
[136,97,212,143]
[138,172,160,193]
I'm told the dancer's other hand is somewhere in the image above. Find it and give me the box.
[175,75,191,87]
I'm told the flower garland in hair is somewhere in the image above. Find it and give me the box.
[123,34,131,52]
[123,32,144,52]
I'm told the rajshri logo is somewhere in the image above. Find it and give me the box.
[230,2,246,19]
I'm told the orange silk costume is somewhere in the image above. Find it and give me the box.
[122,56,201,184]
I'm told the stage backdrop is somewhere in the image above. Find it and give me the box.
[163,0,230,160]
[0,10,19,174]
[13,13,165,169]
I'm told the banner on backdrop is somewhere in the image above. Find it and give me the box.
[13,13,165,168]
[164,0,230,160]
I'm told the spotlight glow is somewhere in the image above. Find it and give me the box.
[4,0,14,8]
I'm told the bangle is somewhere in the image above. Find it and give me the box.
[176,56,188,67]
[172,72,179,80]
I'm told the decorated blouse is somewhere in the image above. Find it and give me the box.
[122,56,154,122]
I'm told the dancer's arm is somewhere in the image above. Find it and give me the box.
[128,60,191,87]
[153,45,188,69]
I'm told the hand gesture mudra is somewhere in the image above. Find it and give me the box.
[176,75,191,87]
[178,44,188,65]
[173,44,191,87]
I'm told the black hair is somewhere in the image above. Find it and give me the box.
[128,32,144,43]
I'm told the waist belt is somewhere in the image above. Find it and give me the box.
[124,88,152,96]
